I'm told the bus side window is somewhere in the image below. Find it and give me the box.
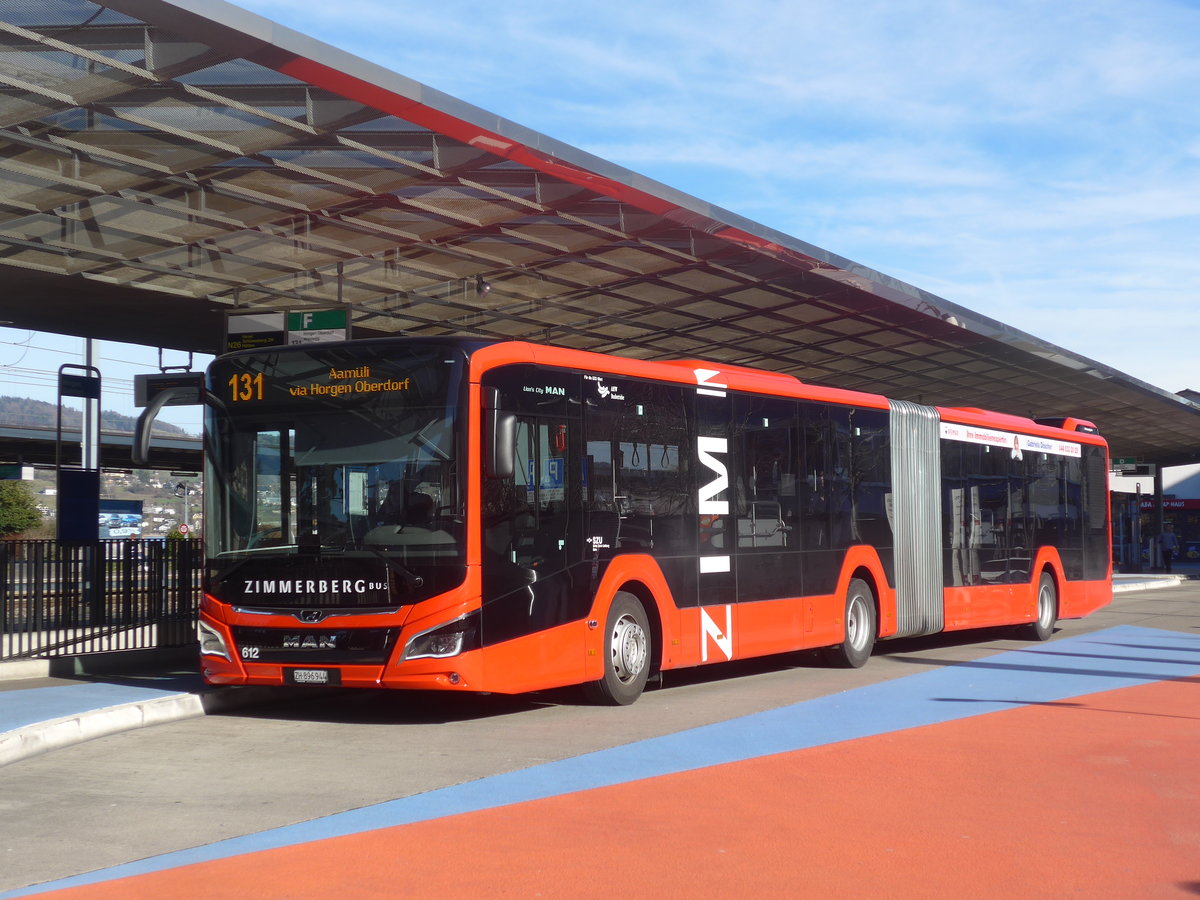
[584,381,693,557]
[733,396,798,550]
[799,403,831,550]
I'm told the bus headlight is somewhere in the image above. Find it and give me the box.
[403,614,479,661]
[198,619,230,660]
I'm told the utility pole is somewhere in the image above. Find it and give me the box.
[175,480,190,534]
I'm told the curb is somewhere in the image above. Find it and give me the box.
[0,685,281,768]
[1112,575,1187,593]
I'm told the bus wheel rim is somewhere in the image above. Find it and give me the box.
[611,614,647,684]
[847,595,867,650]
[1038,582,1055,628]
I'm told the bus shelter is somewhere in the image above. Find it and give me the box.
[0,0,1194,471]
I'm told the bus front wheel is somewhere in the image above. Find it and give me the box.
[822,577,876,668]
[583,591,651,705]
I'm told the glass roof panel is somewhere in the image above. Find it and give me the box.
[177,58,305,87]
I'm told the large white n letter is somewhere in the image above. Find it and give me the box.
[697,436,728,515]
[700,605,733,661]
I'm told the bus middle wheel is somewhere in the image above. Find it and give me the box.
[822,577,876,668]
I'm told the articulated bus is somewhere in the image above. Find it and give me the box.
[190,338,1111,704]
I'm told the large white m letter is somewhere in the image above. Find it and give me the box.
[697,436,728,515]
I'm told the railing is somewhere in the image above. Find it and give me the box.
[0,539,201,661]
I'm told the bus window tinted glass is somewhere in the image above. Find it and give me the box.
[205,342,466,573]
[584,379,694,557]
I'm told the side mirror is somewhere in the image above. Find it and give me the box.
[483,387,515,480]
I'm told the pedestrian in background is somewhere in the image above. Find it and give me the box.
[1158,523,1180,573]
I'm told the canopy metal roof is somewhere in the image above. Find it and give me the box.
[0,0,1196,465]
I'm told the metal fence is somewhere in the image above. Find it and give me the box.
[0,538,201,661]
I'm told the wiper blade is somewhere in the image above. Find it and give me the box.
[364,546,425,592]
[412,418,450,461]
[297,538,347,558]
[217,544,299,558]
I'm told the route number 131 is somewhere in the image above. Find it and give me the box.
[228,372,264,402]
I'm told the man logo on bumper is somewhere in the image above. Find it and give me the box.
[282,634,340,650]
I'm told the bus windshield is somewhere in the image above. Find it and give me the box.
[204,342,467,574]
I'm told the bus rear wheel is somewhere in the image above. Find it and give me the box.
[822,577,876,668]
[1020,572,1057,641]
[583,591,651,706]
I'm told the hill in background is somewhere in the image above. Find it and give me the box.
[0,395,192,436]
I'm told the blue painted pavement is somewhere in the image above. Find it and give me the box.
[1,677,201,734]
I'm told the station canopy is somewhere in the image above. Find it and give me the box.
[0,0,1196,465]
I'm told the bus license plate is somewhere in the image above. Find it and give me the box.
[285,668,340,686]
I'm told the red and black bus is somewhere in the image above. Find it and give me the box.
[191,338,1111,703]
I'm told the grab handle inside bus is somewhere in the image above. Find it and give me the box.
[483,387,515,479]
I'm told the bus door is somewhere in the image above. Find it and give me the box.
[580,377,694,662]
[483,413,585,641]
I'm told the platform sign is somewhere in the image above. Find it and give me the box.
[226,311,286,353]
[59,371,100,399]
[287,309,349,345]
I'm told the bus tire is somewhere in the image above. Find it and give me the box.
[1020,572,1057,641]
[822,577,876,668]
[583,591,651,705]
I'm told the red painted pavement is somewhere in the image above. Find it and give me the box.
[49,676,1200,898]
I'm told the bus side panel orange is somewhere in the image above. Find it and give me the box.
[943,584,1015,631]
[732,595,832,659]
[943,548,1109,630]
[471,619,592,696]
[1059,579,1112,619]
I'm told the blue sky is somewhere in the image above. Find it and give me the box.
[2,0,1197,433]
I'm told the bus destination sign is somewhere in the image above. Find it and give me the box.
[226,365,412,404]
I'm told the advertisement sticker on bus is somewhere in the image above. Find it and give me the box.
[940,422,1081,457]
